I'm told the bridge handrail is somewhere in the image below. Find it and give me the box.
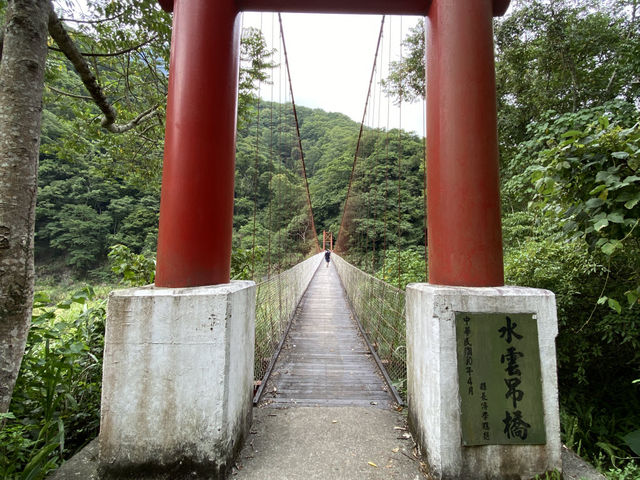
[332,254,407,401]
[254,253,323,388]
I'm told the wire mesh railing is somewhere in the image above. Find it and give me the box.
[332,254,407,401]
[254,253,323,389]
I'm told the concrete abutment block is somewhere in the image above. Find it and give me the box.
[99,281,255,479]
[406,284,562,480]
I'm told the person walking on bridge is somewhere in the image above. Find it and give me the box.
[324,249,331,267]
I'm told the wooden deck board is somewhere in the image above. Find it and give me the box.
[260,262,394,408]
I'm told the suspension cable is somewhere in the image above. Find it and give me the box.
[267,12,276,278]
[277,13,320,253]
[396,17,404,288]
[382,18,393,280]
[422,90,428,280]
[251,15,264,281]
[370,26,386,274]
[276,25,282,272]
[336,15,386,252]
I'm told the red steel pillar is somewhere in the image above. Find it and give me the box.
[155,0,240,287]
[426,0,504,286]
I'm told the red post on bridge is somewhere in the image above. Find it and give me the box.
[426,0,505,287]
[155,0,240,287]
[155,0,508,288]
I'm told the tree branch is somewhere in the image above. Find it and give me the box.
[47,8,160,133]
[105,104,161,134]
[47,35,156,58]
[605,69,617,94]
[58,13,125,25]
[47,84,93,101]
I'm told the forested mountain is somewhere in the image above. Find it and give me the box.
[234,101,426,276]
[35,97,426,281]
[36,106,162,277]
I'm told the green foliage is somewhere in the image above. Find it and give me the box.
[238,27,276,129]
[605,460,640,480]
[108,244,155,286]
[330,128,426,268]
[502,100,638,210]
[560,396,640,470]
[35,8,276,279]
[234,129,314,272]
[373,247,426,290]
[623,428,640,456]
[1,288,106,478]
[44,0,171,185]
[231,246,265,280]
[532,471,562,480]
[530,114,640,253]
[504,209,640,472]
[524,104,640,314]
[504,214,603,330]
[495,0,640,150]
[35,152,160,276]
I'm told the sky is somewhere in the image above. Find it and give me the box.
[242,13,426,136]
[242,6,516,137]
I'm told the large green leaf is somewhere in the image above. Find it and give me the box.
[561,130,583,138]
[607,212,625,224]
[585,197,605,209]
[601,241,618,255]
[594,217,609,231]
[624,194,640,209]
[612,151,630,159]
[623,429,640,456]
[607,298,622,314]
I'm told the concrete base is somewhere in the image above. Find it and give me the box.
[406,284,562,480]
[99,281,256,479]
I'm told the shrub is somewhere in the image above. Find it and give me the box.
[0,288,106,479]
[504,212,640,471]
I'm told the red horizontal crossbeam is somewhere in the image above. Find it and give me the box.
[158,0,510,17]
[239,0,429,15]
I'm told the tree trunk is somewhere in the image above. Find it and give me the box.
[0,0,50,414]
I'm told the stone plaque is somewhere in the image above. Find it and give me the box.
[455,312,546,446]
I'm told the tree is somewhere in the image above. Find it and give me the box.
[495,0,639,151]
[0,0,169,414]
[0,0,275,414]
[0,0,51,415]
[382,1,640,150]
[381,19,424,104]
[524,102,640,308]
[238,27,276,129]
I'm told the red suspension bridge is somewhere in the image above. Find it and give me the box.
[62,2,569,480]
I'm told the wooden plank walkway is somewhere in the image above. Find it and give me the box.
[259,261,394,408]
